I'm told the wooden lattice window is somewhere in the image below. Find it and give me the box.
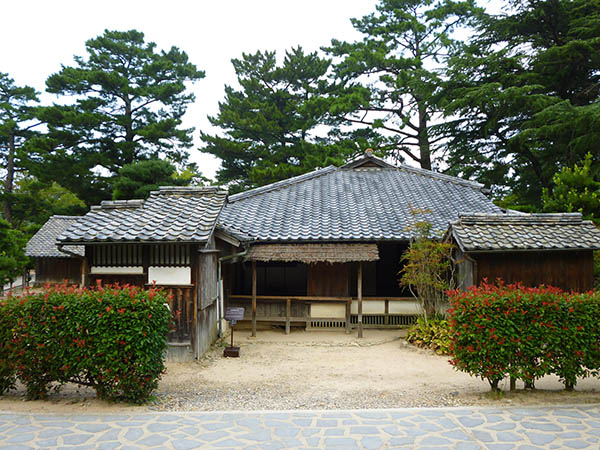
[92,244,143,266]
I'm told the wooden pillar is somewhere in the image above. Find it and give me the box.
[345,299,351,334]
[251,260,257,337]
[285,298,291,335]
[384,299,389,326]
[357,262,363,338]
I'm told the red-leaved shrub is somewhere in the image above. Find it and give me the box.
[0,283,171,403]
[448,281,600,391]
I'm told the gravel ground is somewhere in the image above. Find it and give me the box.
[2,329,600,413]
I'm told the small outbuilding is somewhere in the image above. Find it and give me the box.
[25,215,84,286]
[447,213,600,292]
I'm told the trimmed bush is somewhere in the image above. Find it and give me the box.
[406,317,452,355]
[448,282,600,391]
[0,283,171,403]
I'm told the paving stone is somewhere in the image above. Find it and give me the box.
[239,429,272,441]
[323,437,360,449]
[459,416,485,428]
[97,429,121,442]
[419,420,444,431]
[361,436,384,449]
[420,435,452,446]
[62,434,92,445]
[525,431,555,445]
[198,431,229,442]
[324,428,344,436]
[36,439,58,448]
[442,429,472,440]
[76,423,110,433]
[487,422,517,431]
[316,419,337,427]
[497,431,525,442]
[292,418,312,427]
[486,445,516,450]
[558,432,585,439]
[124,428,144,442]
[473,430,494,442]
[300,428,320,437]
[563,440,592,449]
[456,443,483,450]
[96,443,120,450]
[137,434,169,447]
[38,428,72,439]
[147,422,179,432]
[350,425,380,435]
[521,421,562,432]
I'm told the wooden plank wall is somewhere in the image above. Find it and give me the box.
[473,250,594,292]
[307,262,351,296]
[35,258,81,285]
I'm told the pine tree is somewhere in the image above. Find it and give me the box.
[30,30,205,205]
[201,47,355,192]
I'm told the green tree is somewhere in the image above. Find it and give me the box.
[10,178,86,235]
[30,29,205,205]
[0,73,40,224]
[201,47,355,192]
[399,215,455,322]
[0,219,28,288]
[326,0,480,170]
[443,0,600,208]
[112,159,204,200]
[542,153,600,223]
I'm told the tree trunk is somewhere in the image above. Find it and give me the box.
[417,104,432,170]
[3,131,15,225]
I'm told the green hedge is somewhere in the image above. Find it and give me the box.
[0,283,171,403]
[448,282,600,391]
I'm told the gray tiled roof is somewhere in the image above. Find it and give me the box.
[26,216,84,258]
[218,163,502,242]
[449,213,600,251]
[58,187,227,243]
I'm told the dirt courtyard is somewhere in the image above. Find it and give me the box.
[2,329,600,413]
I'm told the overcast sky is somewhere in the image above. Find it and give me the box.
[2,1,379,180]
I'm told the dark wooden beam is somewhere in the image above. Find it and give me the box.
[251,260,257,337]
[357,262,363,338]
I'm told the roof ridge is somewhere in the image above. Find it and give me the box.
[91,199,144,211]
[455,212,584,225]
[152,186,228,195]
[49,215,82,220]
[397,164,485,189]
[228,166,338,203]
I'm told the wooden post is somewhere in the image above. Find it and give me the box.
[357,262,363,338]
[251,261,257,337]
[345,299,351,334]
[285,298,291,335]
[510,376,516,391]
[384,299,389,326]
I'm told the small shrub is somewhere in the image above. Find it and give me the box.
[448,281,600,391]
[406,317,452,355]
[0,284,171,403]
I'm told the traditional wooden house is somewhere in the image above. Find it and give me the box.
[446,213,600,292]
[25,215,84,286]
[57,187,231,359]
[217,152,503,336]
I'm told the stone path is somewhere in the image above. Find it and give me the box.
[1,405,600,449]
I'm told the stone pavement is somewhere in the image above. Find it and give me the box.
[1,405,600,449]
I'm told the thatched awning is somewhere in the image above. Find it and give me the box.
[245,243,379,263]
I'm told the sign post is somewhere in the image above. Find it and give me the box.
[223,307,244,357]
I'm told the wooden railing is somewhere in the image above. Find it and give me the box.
[153,285,194,343]
[228,294,415,335]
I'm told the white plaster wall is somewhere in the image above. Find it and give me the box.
[389,300,422,314]
[350,300,422,314]
[148,266,191,285]
[310,303,346,318]
[90,266,143,275]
